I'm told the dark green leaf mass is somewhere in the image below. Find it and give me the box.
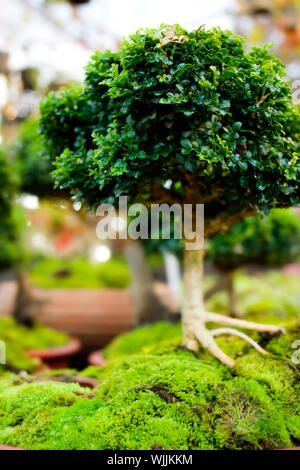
[40,25,300,235]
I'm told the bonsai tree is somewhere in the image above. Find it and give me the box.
[206,208,300,316]
[41,25,299,366]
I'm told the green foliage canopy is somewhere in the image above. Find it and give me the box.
[41,25,300,236]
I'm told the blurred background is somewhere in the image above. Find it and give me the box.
[0,0,299,363]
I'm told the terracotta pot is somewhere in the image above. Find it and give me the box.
[2,283,176,353]
[26,337,81,369]
[0,444,24,450]
[69,376,98,389]
[280,447,300,450]
[0,442,299,451]
[88,350,107,367]
[40,375,99,389]
[281,263,300,276]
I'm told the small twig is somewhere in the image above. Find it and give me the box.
[256,92,269,106]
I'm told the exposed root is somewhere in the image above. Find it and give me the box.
[205,312,285,334]
[195,326,236,367]
[181,247,284,368]
[182,312,283,368]
[182,318,235,367]
[211,327,268,355]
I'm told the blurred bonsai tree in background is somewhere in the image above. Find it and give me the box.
[41,25,300,366]
[0,148,41,326]
[12,117,54,198]
[0,148,22,271]
[41,79,170,324]
[206,208,300,317]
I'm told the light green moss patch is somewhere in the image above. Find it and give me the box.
[29,256,130,289]
[103,321,182,360]
[206,271,300,325]
[0,325,298,450]
[0,317,69,372]
[0,321,299,450]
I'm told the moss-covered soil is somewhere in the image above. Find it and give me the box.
[0,317,69,372]
[205,270,300,323]
[29,257,130,289]
[0,317,299,450]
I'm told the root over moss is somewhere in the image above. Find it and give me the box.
[0,322,299,450]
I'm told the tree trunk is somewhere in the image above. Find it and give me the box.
[13,269,42,327]
[125,239,168,325]
[225,270,240,318]
[181,247,235,367]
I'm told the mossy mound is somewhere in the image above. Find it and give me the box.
[29,257,130,289]
[103,321,182,360]
[0,323,299,450]
[0,317,69,373]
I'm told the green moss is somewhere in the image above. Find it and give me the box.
[206,271,300,326]
[0,323,298,450]
[213,378,292,449]
[0,381,92,449]
[103,322,182,360]
[0,317,69,372]
[0,344,40,374]
[29,256,130,289]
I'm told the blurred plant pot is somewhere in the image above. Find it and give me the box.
[26,337,81,369]
[281,263,300,276]
[34,373,98,389]
[1,442,299,451]
[88,350,107,367]
[0,444,24,450]
[34,283,175,353]
[63,376,98,389]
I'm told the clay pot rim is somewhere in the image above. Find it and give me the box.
[26,337,81,359]
[87,350,107,367]
[1,444,299,451]
[40,375,99,389]
[0,444,25,450]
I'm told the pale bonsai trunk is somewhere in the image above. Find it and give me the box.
[225,270,240,318]
[125,239,168,325]
[181,245,285,367]
[13,269,44,327]
[182,247,235,366]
